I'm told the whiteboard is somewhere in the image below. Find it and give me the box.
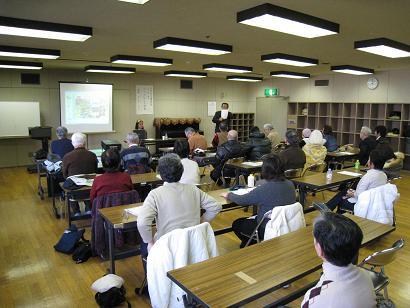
[0,101,40,137]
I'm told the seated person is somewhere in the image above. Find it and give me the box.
[62,132,98,216]
[137,154,222,269]
[134,119,147,140]
[174,139,200,185]
[299,128,311,148]
[302,212,375,307]
[211,121,228,147]
[121,132,152,174]
[51,126,74,159]
[323,125,338,152]
[302,130,327,170]
[263,123,281,150]
[358,126,377,166]
[222,154,296,248]
[326,149,387,212]
[375,125,396,162]
[185,127,207,154]
[210,130,243,183]
[62,132,98,178]
[243,126,271,161]
[278,129,306,170]
[90,148,133,205]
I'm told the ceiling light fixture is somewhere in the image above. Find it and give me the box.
[354,38,410,58]
[226,75,263,82]
[0,45,60,59]
[111,55,172,67]
[154,37,232,55]
[331,65,374,75]
[118,0,150,4]
[0,60,42,70]
[164,70,207,78]
[203,63,252,73]
[270,71,310,79]
[261,53,318,67]
[85,65,135,74]
[237,3,339,38]
[0,16,92,41]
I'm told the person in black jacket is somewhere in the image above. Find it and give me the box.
[358,126,377,166]
[279,129,306,170]
[212,102,233,132]
[210,130,243,184]
[374,125,396,162]
[243,126,271,161]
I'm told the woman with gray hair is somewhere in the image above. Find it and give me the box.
[50,126,74,159]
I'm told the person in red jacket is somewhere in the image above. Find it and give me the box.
[90,148,133,206]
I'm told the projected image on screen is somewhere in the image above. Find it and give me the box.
[60,83,113,133]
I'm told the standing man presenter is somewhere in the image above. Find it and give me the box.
[212,102,232,133]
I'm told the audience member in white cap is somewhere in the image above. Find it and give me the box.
[302,130,327,170]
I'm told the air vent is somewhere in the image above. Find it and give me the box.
[180,80,193,89]
[21,73,40,85]
[315,79,329,87]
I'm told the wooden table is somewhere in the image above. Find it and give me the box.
[291,169,364,206]
[130,172,163,186]
[167,213,395,308]
[225,161,263,184]
[326,149,359,169]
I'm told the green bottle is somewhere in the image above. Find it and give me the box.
[354,160,360,169]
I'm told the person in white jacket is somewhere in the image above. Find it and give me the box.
[326,149,387,212]
[301,212,376,308]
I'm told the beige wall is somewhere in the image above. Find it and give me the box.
[0,69,254,167]
[249,69,410,103]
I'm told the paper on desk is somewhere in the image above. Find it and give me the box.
[337,171,362,177]
[242,161,263,167]
[68,175,94,186]
[231,187,256,195]
[336,151,354,155]
[125,206,143,217]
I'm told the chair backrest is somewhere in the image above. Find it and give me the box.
[302,162,327,176]
[273,143,286,153]
[361,239,405,267]
[284,168,303,179]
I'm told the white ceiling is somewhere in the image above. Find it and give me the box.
[1,0,410,78]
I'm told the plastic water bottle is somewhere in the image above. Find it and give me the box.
[354,160,360,169]
[248,174,255,188]
[326,168,333,181]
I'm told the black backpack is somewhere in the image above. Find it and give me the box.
[95,286,130,308]
[72,242,92,264]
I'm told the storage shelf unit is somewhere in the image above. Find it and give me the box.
[287,102,410,170]
[229,113,255,142]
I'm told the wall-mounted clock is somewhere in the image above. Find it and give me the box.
[367,77,379,90]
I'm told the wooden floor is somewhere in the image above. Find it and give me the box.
[0,167,409,307]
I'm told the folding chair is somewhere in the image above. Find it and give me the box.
[358,239,405,303]
[241,210,272,247]
[284,168,303,179]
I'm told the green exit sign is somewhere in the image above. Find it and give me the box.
[264,88,279,96]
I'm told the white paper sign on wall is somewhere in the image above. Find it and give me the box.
[136,85,154,115]
[208,101,216,116]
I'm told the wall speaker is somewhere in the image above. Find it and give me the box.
[21,73,40,85]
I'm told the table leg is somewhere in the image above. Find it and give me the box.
[235,169,240,185]
[299,185,307,206]
[50,175,60,219]
[107,222,116,274]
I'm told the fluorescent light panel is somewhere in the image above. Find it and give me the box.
[203,63,252,73]
[237,3,339,38]
[226,75,262,82]
[331,65,374,75]
[0,60,42,70]
[261,53,318,67]
[354,38,410,58]
[164,70,207,78]
[85,65,135,74]
[271,71,310,79]
[0,45,60,59]
[0,16,92,41]
[118,0,150,3]
[154,37,232,55]
[111,55,172,66]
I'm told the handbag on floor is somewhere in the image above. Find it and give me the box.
[72,242,92,263]
[54,225,86,254]
[92,274,131,308]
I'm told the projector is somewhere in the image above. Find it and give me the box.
[101,139,121,151]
